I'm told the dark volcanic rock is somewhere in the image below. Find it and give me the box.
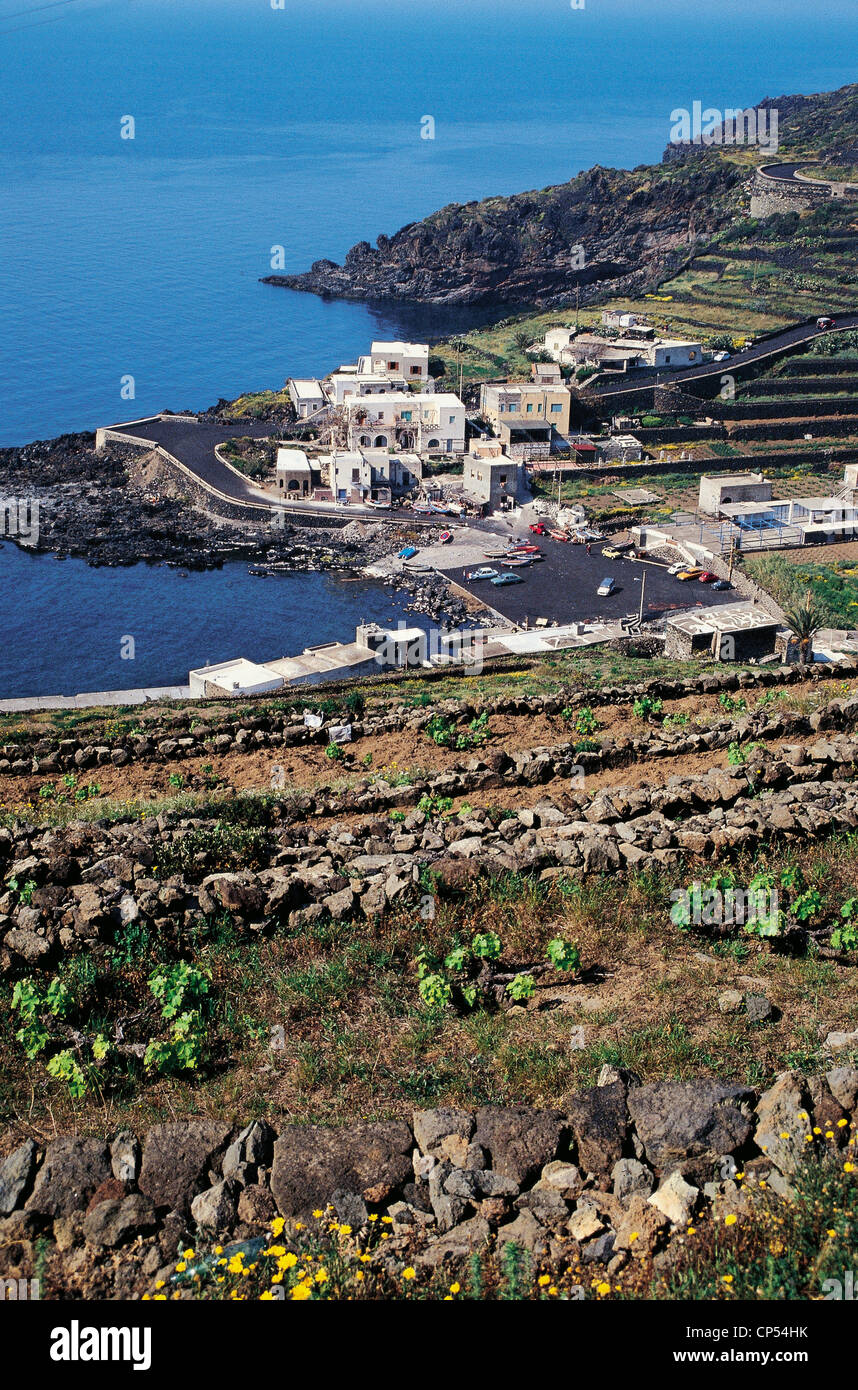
[473,1108,567,1185]
[627,1081,755,1172]
[25,1138,111,1219]
[270,1121,414,1215]
[138,1122,232,1214]
[264,158,744,308]
[567,1081,630,1174]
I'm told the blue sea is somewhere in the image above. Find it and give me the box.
[1,0,856,447]
[1,0,856,697]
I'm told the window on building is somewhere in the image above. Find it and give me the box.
[448,415,456,424]
[402,410,412,421]
[550,403,561,413]
[526,403,533,413]
[387,361,398,371]
[410,365,421,375]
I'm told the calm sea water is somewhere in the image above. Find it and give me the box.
[0,544,428,698]
[1,0,856,446]
[1,0,856,697]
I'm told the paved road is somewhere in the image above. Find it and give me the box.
[592,314,858,400]
[107,415,430,523]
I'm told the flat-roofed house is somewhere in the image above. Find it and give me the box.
[532,361,562,385]
[480,383,572,434]
[544,327,576,360]
[699,472,773,514]
[286,378,326,419]
[369,341,430,381]
[321,448,422,503]
[664,602,780,662]
[463,452,523,512]
[344,392,465,454]
[326,370,407,405]
[275,448,314,497]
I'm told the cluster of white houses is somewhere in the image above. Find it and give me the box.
[275,336,574,511]
[543,312,705,374]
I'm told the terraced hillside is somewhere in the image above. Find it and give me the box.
[1,654,857,1298]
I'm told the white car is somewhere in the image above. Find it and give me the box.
[713,351,731,362]
[668,562,685,575]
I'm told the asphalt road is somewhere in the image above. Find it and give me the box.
[592,314,858,399]
[109,415,428,522]
[442,537,739,626]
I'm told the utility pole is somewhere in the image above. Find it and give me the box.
[638,567,646,624]
[575,281,580,331]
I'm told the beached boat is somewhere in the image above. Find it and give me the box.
[398,546,418,560]
[438,531,453,544]
[501,555,532,567]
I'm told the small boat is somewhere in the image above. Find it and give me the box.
[509,543,541,555]
[438,531,453,544]
[398,546,418,560]
[549,529,569,542]
[501,555,532,567]
[248,566,273,576]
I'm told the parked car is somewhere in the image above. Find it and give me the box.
[528,522,548,535]
[597,577,616,596]
[712,350,731,362]
[465,566,498,581]
[713,578,732,591]
[816,316,835,330]
[667,562,686,575]
[601,547,622,559]
[676,568,703,581]
[698,571,718,583]
[491,572,524,586]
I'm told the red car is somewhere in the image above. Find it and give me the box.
[529,521,548,535]
[698,571,718,583]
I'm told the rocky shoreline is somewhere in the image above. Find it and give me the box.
[0,430,476,627]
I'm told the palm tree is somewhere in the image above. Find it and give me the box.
[784,591,825,665]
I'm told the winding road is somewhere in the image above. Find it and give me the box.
[592,315,858,400]
[104,415,428,522]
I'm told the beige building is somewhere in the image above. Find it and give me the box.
[479,382,572,436]
[275,449,315,497]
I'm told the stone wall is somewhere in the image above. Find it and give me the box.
[1,1066,855,1292]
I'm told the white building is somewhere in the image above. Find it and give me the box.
[286,378,326,419]
[647,339,702,369]
[326,369,407,406]
[544,327,576,360]
[321,449,421,503]
[369,341,430,381]
[188,658,284,699]
[344,392,465,453]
